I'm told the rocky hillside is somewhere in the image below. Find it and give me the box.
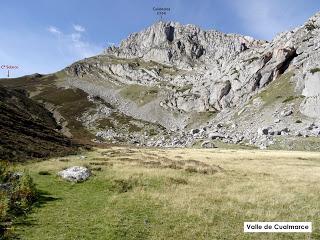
[2,12,320,150]
[0,84,81,161]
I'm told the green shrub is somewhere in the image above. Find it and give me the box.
[111,178,140,193]
[306,23,317,31]
[168,177,188,185]
[38,171,51,176]
[0,195,9,222]
[310,68,320,74]
[283,96,297,103]
[0,165,38,238]
[185,166,198,173]
[0,162,10,182]
[10,174,37,214]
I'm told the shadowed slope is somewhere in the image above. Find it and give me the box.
[0,85,81,161]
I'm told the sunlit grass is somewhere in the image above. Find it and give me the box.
[14,147,320,239]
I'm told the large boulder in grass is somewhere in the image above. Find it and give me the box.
[58,166,91,182]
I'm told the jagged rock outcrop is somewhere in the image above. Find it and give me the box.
[105,21,265,67]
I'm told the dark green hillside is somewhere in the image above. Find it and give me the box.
[0,73,97,141]
[0,85,80,161]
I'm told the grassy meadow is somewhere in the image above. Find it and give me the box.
[12,147,320,239]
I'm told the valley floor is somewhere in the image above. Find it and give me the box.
[14,147,320,239]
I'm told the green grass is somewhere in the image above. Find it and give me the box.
[282,95,304,103]
[192,140,257,150]
[136,59,182,77]
[12,147,320,239]
[186,111,217,129]
[119,84,159,106]
[257,71,296,106]
[232,72,303,125]
[15,172,163,239]
[310,68,320,74]
[143,61,178,75]
[269,136,320,151]
[14,162,206,239]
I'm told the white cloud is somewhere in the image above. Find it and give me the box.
[47,26,61,35]
[227,0,300,40]
[106,42,115,46]
[73,24,86,32]
[0,24,104,77]
[48,25,102,59]
[0,28,67,77]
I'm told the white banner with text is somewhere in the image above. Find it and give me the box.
[244,222,312,233]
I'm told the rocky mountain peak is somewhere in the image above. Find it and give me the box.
[105,21,266,68]
[40,11,320,150]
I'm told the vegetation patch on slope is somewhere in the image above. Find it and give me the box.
[119,84,159,106]
[269,136,320,151]
[0,73,56,94]
[186,111,217,129]
[310,68,320,74]
[0,85,80,161]
[34,87,96,140]
[257,71,296,106]
[97,112,143,133]
[1,73,97,142]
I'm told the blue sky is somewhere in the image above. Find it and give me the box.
[0,0,319,77]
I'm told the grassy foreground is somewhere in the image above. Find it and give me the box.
[14,147,320,239]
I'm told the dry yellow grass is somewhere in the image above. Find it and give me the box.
[16,147,320,239]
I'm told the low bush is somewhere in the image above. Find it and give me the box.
[38,171,51,175]
[111,177,141,193]
[0,195,9,222]
[10,174,37,215]
[0,162,38,238]
[282,96,297,103]
[306,23,317,31]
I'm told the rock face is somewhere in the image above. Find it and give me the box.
[58,166,91,182]
[3,12,320,150]
[105,21,265,67]
[100,21,269,114]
